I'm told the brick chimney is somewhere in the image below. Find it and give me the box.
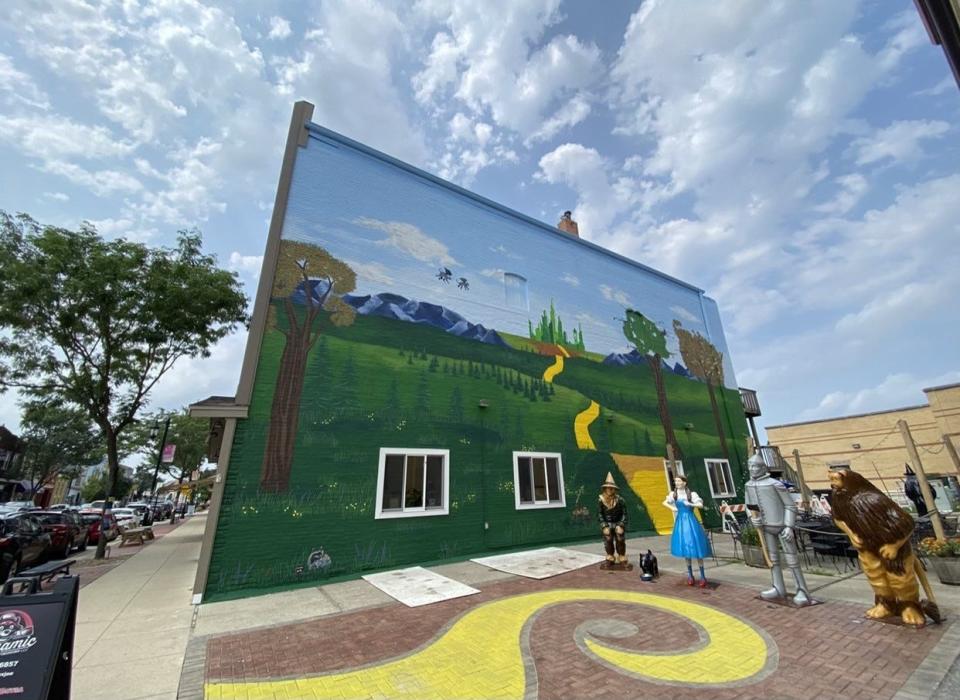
[557,210,579,237]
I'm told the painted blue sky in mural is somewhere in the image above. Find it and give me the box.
[0,1,958,436]
[281,131,738,385]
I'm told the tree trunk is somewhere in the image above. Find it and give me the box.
[648,354,681,459]
[707,381,729,459]
[259,324,311,492]
[95,429,120,559]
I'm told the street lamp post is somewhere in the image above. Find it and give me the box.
[150,415,171,513]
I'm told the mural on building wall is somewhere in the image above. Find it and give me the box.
[205,128,749,600]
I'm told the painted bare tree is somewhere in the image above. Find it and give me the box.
[622,310,681,459]
[261,240,356,492]
[673,320,729,459]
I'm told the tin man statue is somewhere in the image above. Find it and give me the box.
[745,453,811,605]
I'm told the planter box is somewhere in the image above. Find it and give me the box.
[927,557,960,586]
[741,544,767,568]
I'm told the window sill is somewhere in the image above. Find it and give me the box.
[375,508,449,520]
[514,502,566,510]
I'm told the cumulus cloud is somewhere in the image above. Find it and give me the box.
[799,371,960,422]
[0,53,49,109]
[267,16,292,40]
[228,252,264,276]
[849,119,950,166]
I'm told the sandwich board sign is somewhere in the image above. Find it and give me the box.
[0,576,78,699]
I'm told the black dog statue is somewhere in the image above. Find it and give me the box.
[640,550,659,582]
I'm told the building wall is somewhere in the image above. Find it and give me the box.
[204,123,750,601]
[766,384,960,502]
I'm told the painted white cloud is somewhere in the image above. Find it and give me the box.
[345,259,395,286]
[599,284,631,306]
[849,119,949,166]
[354,217,459,267]
[480,268,505,279]
[670,306,701,325]
[267,16,292,40]
[561,273,580,287]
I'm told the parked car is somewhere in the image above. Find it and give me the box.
[79,511,119,544]
[2,501,36,512]
[0,513,52,583]
[126,503,153,525]
[111,508,140,531]
[33,511,88,559]
[151,501,173,520]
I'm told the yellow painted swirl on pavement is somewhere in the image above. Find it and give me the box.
[204,589,773,699]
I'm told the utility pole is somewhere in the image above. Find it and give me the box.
[898,419,945,540]
[791,449,811,510]
[943,435,960,480]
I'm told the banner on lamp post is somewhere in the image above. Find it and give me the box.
[162,444,176,463]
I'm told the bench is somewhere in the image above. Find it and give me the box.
[119,526,155,547]
[19,559,76,588]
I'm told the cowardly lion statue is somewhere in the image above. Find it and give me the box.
[828,466,939,627]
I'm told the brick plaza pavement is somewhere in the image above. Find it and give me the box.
[194,566,952,700]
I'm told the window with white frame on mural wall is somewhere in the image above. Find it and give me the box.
[704,459,736,498]
[513,452,565,509]
[375,448,449,519]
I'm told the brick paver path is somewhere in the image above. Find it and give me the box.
[203,567,949,699]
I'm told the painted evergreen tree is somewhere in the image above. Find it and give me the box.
[261,240,355,492]
[383,379,402,425]
[673,319,729,459]
[623,309,681,458]
[448,386,464,422]
[415,371,431,418]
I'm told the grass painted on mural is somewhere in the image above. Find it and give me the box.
[206,307,748,600]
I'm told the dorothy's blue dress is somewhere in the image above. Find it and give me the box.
[666,492,712,559]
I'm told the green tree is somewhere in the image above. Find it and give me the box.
[0,213,246,558]
[622,309,680,458]
[17,401,101,497]
[82,470,134,502]
[262,240,356,492]
[121,408,209,492]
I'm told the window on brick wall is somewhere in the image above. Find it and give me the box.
[704,458,736,498]
[513,452,565,509]
[375,448,449,519]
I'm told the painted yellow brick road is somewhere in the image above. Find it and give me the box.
[205,589,773,699]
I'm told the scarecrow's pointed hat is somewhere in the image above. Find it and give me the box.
[601,472,619,490]
[904,463,916,476]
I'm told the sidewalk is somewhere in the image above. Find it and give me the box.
[71,513,207,700]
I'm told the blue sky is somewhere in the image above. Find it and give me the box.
[0,0,958,438]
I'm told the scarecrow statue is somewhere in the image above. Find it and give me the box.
[598,472,631,569]
[829,466,939,626]
[745,453,811,605]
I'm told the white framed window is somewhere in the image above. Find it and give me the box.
[704,458,736,498]
[375,448,449,519]
[663,459,685,491]
[513,452,566,509]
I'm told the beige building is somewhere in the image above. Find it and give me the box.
[766,383,960,507]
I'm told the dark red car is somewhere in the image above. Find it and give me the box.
[34,511,88,559]
[79,511,119,545]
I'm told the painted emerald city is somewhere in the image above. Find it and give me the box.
[205,125,749,601]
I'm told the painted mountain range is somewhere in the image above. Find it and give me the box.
[341,292,508,347]
[602,348,691,377]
